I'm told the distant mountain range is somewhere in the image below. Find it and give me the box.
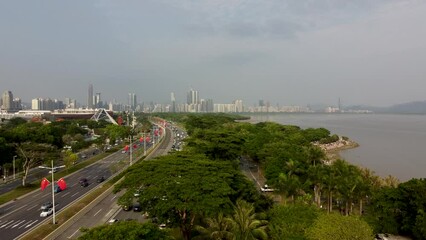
[346,101,426,114]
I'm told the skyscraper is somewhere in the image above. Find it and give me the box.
[95,93,101,108]
[171,92,176,112]
[128,93,137,110]
[88,84,94,109]
[187,88,199,105]
[1,90,13,111]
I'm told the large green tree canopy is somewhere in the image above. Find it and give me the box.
[79,221,171,240]
[114,152,257,239]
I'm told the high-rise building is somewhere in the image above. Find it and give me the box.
[234,99,244,112]
[171,92,176,112]
[88,84,94,109]
[187,88,199,105]
[1,91,13,111]
[95,93,101,108]
[128,93,137,110]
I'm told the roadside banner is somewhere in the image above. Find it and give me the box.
[57,178,67,190]
[40,177,50,191]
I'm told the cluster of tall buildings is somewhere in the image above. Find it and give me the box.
[165,88,244,113]
[1,86,316,115]
[1,91,22,112]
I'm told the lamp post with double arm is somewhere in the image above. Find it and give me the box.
[39,160,65,224]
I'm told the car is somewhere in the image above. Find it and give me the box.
[122,204,132,211]
[40,208,53,217]
[54,184,62,193]
[48,168,58,174]
[96,176,105,183]
[134,190,141,197]
[260,184,275,192]
[41,202,53,210]
[133,203,141,212]
[108,218,118,224]
[121,150,127,154]
[79,178,89,187]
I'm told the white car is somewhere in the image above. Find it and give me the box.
[40,208,53,217]
[261,184,275,192]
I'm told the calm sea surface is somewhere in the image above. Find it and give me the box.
[246,113,426,182]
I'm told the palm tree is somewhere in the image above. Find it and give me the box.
[382,175,400,188]
[230,199,268,240]
[194,212,234,240]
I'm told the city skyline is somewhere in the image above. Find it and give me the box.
[1,1,426,107]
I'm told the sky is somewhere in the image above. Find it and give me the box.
[1,0,426,107]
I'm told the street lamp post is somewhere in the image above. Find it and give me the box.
[129,134,133,166]
[39,160,65,224]
[13,155,17,180]
[143,131,147,156]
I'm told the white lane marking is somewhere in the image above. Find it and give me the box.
[27,205,38,211]
[94,208,102,217]
[71,183,77,187]
[19,220,30,229]
[86,175,91,179]
[68,229,80,239]
[11,220,26,228]
[62,192,70,198]
[111,195,116,201]
[0,205,27,220]
[25,220,38,228]
[1,220,14,228]
[32,192,42,198]
[106,209,113,217]
[71,192,79,197]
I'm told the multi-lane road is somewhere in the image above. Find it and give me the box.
[52,125,175,240]
[0,121,179,240]
[0,137,156,240]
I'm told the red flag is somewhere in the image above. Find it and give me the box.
[41,177,50,191]
[154,129,159,136]
[124,145,129,151]
[139,137,143,142]
[145,136,150,142]
[133,144,137,149]
[57,178,67,190]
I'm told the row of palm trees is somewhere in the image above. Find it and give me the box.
[273,157,400,216]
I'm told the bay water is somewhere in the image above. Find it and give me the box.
[246,113,426,182]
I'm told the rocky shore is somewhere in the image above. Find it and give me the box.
[313,137,359,163]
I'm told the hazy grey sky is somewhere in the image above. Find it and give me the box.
[1,0,426,107]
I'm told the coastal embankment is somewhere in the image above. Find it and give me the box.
[313,137,359,163]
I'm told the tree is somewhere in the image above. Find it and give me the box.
[114,153,241,240]
[63,150,78,172]
[306,213,374,240]
[194,212,234,240]
[79,221,171,240]
[229,199,268,240]
[268,204,320,240]
[16,142,58,186]
[186,128,245,161]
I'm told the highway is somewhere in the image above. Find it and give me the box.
[51,125,176,240]
[0,141,153,240]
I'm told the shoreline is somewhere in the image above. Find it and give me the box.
[314,138,359,163]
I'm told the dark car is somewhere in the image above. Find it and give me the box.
[41,202,53,210]
[96,176,105,183]
[79,178,89,187]
[133,203,141,212]
[54,184,62,193]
